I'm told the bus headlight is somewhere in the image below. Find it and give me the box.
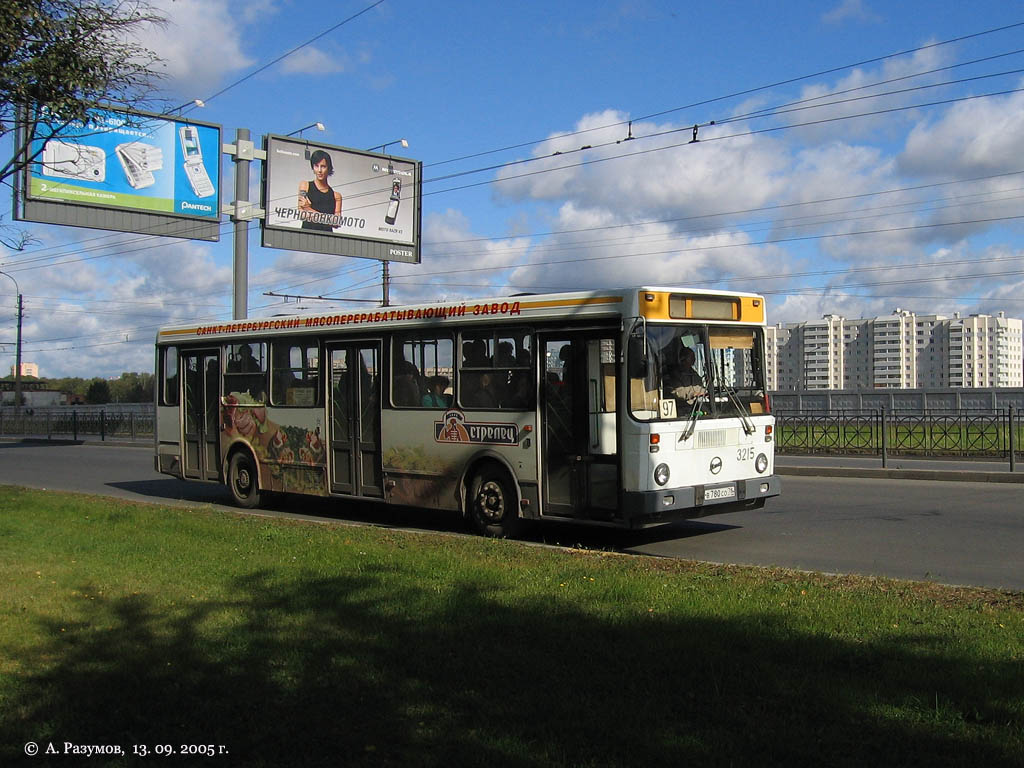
[654,463,670,486]
[755,453,768,474]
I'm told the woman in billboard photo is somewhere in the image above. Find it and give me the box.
[297,149,342,231]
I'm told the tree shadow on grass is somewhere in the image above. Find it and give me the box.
[2,565,1021,767]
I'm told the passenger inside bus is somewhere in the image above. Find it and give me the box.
[462,371,499,408]
[463,339,489,367]
[393,354,421,406]
[272,346,297,402]
[225,343,267,402]
[421,376,451,408]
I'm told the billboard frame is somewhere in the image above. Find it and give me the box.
[260,134,422,264]
[14,106,222,242]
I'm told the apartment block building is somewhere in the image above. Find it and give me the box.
[8,362,38,378]
[766,310,1023,390]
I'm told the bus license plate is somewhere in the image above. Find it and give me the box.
[705,486,735,501]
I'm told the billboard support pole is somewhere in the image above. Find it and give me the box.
[232,128,251,320]
[223,128,266,320]
[382,261,390,306]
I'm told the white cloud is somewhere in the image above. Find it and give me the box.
[495,110,789,220]
[387,209,531,303]
[899,86,1024,179]
[7,238,234,378]
[136,0,260,97]
[279,46,346,75]
[786,46,950,144]
[822,0,882,25]
[472,75,1024,330]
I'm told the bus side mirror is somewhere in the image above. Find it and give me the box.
[627,335,648,378]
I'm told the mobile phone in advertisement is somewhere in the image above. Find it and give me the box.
[42,140,106,182]
[384,179,401,225]
[179,126,215,198]
[115,142,163,189]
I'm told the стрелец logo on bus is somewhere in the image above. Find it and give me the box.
[435,410,520,446]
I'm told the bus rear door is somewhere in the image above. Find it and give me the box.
[327,342,384,498]
[182,348,221,481]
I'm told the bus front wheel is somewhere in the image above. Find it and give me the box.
[228,451,263,509]
[468,467,522,538]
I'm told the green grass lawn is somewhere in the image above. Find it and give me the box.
[1,486,1021,767]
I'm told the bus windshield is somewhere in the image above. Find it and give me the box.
[628,322,768,422]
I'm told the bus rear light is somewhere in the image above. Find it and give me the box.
[764,424,773,443]
[650,433,660,453]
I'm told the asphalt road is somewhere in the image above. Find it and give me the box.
[1,440,1021,591]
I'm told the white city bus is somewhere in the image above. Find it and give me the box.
[154,287,779,536]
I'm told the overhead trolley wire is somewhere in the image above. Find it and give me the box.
[424,21,1024,170]
[10,18,1024,347]
[9,78,1024,284]
[10,20,1024,267]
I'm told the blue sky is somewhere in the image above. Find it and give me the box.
[3,0,1024,378]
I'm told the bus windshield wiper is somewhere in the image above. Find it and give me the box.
[680,393,703,441]
[718,382,756,435]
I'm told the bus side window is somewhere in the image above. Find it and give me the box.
[224,342,267,403]
[458,330,533,410]
[271,341,319,406]
[392,334,453,409]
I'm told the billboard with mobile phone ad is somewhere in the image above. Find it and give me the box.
[17,107,222,241]
[262,135,421,264]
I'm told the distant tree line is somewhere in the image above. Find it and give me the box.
[0,373,154,405]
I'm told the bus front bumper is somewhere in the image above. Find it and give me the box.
[621,474,781,528]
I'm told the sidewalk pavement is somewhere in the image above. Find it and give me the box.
[776,454,1024,483]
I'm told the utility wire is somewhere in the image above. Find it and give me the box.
[11,21,1024,347]
[9,78,1023,281]
[10,25,1024,264]
[425,21,1024,170]
[183,0,387,113]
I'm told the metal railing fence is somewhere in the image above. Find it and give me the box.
[2,404,1019,468]
[775,406,1019,469]
[0,408,154,442]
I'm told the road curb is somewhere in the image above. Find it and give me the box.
[0,436,149,448]
[778,465,1024,483]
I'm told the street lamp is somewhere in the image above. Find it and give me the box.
[167,98,205,115]
[287,121,326,138]
[366,138,408,154]
[0,270,23,412]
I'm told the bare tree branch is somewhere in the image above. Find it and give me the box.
[1,0,167,186]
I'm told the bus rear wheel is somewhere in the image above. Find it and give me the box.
[228,451,263,509]
[468,467,521,538]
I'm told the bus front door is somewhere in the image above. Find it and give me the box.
[540,334,619,518]
[183,349,221,481]
[328,342,384,498]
